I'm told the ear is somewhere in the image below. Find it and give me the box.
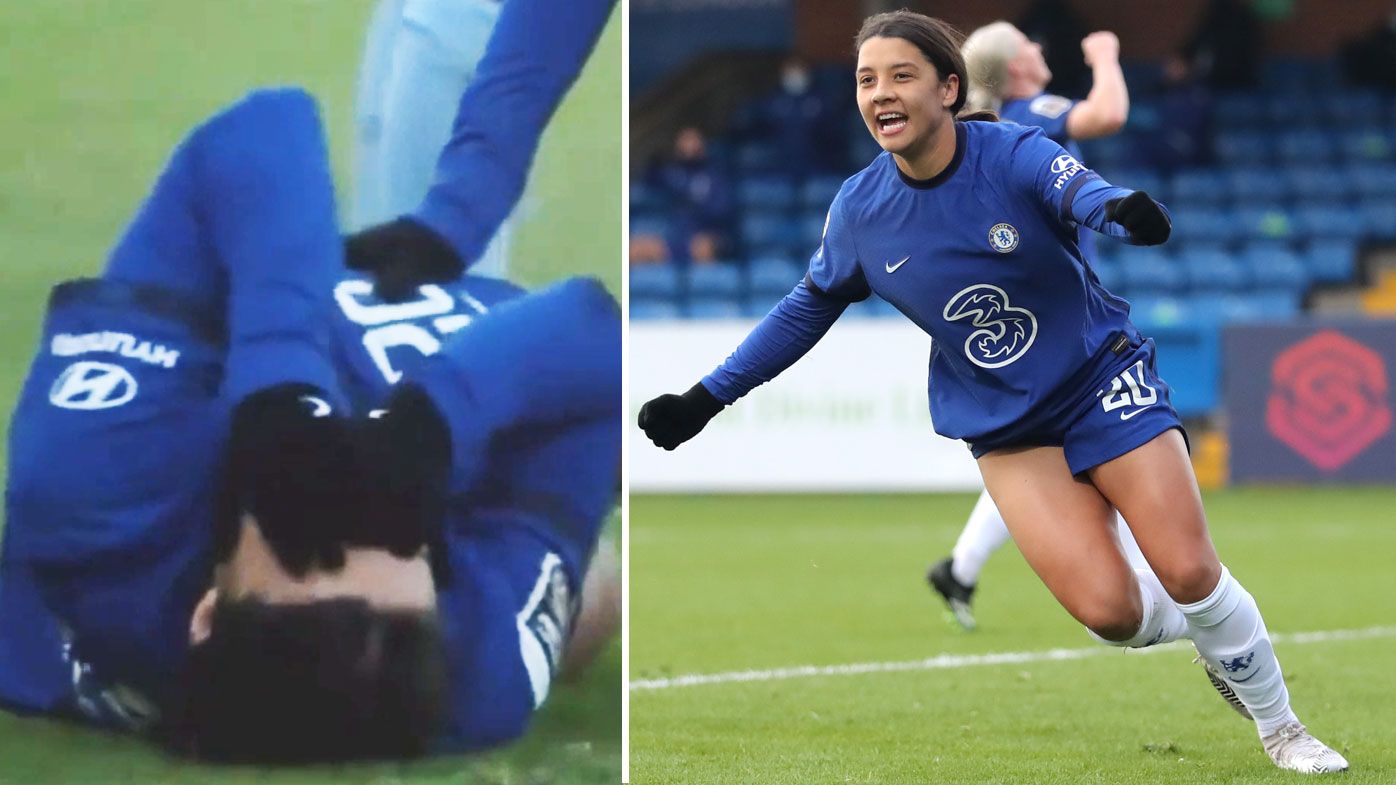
[189,588,218,645]
[942,73,960,108]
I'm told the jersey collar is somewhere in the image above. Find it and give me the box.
[894,122,966,191]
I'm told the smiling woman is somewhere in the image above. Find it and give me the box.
[637,7,1349,775]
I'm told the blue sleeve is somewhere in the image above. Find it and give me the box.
[436,524,583,751]
[701,281,847,404]
[805,192,870,302]
[413,0,616,265]
[403,277,620,493]
[103,89,344,404]
[1008,126,1155,243]
[1006,94,1075,143]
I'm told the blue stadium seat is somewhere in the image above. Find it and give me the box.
[1302,240,1359,284]
[630,181,663,214]
[1169,206,1236,244]
[630,300,681,320]
[800,176,844,210]
[742,295,776,319]
[1276,129,1338,164]
[740,213,801,255]
[1216,291,1301,323]
[1117,248,1185,294]
[747,256,803,297]
[1286,167,1352,201]
[1241,243,1307,292]
[1127,295,1198,329]
[684,297,745,319]
[1170,169,1228,205]
[798,210,827,249]
[1291,204,1366,240]
[630,216,668,241]
[686,264,743,299]
[1226,168,1290,205]
[1339,129,1394,163]
[1235,205,1295,242]
[1213,131,1274,165]
[629,264,680,299]
[1349,164,1396,199]
[1148,322,1220,417]
[842,295,900,319]
[1261,57,1336,91]
[1182,248,1248,292]
[1264,94,1314,127]
[1078,134,1135,170]
[1324,90,1385,125]
[1102,169,1166,201]
[1213,92,1266,128]
[736,177,797,211]
[735,142,782,173]
[1090,257,1125,295]
[1359,199,1396,240]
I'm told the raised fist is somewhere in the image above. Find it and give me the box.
[1081,31,1120,67]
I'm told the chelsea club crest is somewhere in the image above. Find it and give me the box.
[988,223,1019,253]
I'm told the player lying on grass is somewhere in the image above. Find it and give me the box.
[0,87,618,762]
[0,86,619,761]
[640,10,1347,775]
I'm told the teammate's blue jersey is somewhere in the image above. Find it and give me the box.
[705,120,1156,442]
[1000,92,1080,160]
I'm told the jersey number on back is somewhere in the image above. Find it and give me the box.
[334,280,487,383]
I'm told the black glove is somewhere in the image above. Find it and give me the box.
[222,383,359,575]
[348,384,453,576]
[638,382,725,451]
[1104,191,1171,246]
[345,217,464,302]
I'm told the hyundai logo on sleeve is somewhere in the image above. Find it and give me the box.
[49,361,138,410]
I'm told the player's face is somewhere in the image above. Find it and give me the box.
[1011,32,1052,87]
[190,516,436,644]
[856,36,958,161]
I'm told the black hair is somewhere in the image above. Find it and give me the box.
[164,598,448,763]
[855,10,970,116]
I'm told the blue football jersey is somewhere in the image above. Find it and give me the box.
[1000,92,1100,262]
[802,121,1144,440]
[0,273,615,752]
[1000,92,1080,158]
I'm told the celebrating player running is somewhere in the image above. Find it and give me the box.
[640,10,1347,775]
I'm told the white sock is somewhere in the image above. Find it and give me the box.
[1115,511,1148,570]
[1179,566,1299,737]
[950,489,1012,586]
[1088,568,1191,648]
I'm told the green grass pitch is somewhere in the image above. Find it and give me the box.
[630,489,1396,784]
[0,1,620,783]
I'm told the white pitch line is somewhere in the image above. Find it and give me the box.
[629,625,1396,692]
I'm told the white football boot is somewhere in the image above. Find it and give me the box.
[1262,722,1349,774]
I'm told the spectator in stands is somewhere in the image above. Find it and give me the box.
[1340,4,1396,90]
[1185,0,1262,89]
[753,56,840,177]
[646,126,732,264]
[1138,52,1213,172]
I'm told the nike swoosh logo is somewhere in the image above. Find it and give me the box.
[1119,406,1154,421]
[885,256,910,273]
